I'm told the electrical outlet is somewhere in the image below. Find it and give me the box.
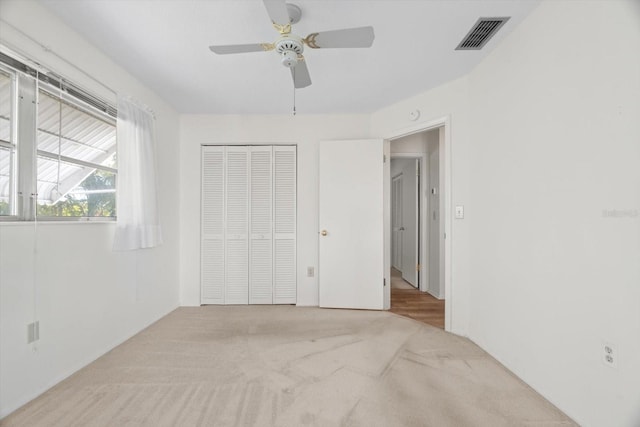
[307,266,315,277]
[602,342,617,368]
[27,321,40,343]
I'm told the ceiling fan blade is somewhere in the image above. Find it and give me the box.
[304,26,375,49]
[209,43,273,55]
[263,0,290,26]
[290,58,311,89]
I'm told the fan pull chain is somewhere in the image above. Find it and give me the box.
[292,69,297,116]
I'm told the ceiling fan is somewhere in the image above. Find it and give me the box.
[209,0,375,89]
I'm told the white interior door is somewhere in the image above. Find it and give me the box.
[319,139,384,310]
[391,174,403,270]
[401,159,419,287]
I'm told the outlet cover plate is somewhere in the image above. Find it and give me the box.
[602,341,618,368]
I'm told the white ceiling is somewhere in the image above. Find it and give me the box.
[39,0,541,115]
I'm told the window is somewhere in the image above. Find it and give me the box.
[0,68,16,216]
[36,88,116,217]
[0,51,117,221]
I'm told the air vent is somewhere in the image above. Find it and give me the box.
[456,17,510,50]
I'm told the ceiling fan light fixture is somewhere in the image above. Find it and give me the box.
[281,50,299,67]
[286,3,302,24]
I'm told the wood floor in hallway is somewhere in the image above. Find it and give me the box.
[390,268,445,329]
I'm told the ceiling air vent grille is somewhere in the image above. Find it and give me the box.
[456,17,510,50]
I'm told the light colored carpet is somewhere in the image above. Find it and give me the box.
[2,306,576,427]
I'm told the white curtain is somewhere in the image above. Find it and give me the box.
[113,95,163,250]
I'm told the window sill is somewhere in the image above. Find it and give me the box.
[0,218,116,226]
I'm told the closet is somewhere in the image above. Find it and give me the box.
[201,145,296,305]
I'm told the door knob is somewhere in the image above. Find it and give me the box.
[399,227,405,231]
[320,230,328,236]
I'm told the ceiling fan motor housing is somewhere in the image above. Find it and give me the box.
[276,35,303,68]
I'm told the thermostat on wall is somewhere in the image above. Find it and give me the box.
[408,109,420,121]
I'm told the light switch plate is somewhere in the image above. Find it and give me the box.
[27,321,39,343]
[455,205,464,219]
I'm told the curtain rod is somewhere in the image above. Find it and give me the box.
[0,18,117,97]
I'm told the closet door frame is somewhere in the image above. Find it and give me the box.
[200,144,297,305]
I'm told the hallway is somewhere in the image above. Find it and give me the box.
[390,268,445,329]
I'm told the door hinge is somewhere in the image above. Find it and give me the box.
[416,264,421,271]
[383,154,387,163]
[384,278,386,287]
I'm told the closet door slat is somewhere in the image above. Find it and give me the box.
[250,146,273,304]
[201,146,225,304]
[225,146,249,304]
[273,146,297,304]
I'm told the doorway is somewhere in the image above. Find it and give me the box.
[391,159,419,289]
[387,126,446,329]
[316,118,452,329]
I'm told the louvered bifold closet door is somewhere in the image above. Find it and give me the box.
[225,146,249,304]
[249,146,274,304]
[201,146,225,304]
[273,146,297,304]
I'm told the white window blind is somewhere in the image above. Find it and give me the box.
[0,68,15,216]
[36,88,116,218]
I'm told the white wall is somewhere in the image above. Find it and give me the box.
[179,114,371,307]
[0,1,180,418]
[373,1,640,425]
[390,132,427,154]
[390,158,410,177]
[466,1,640,425]
[427,134,442,298]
